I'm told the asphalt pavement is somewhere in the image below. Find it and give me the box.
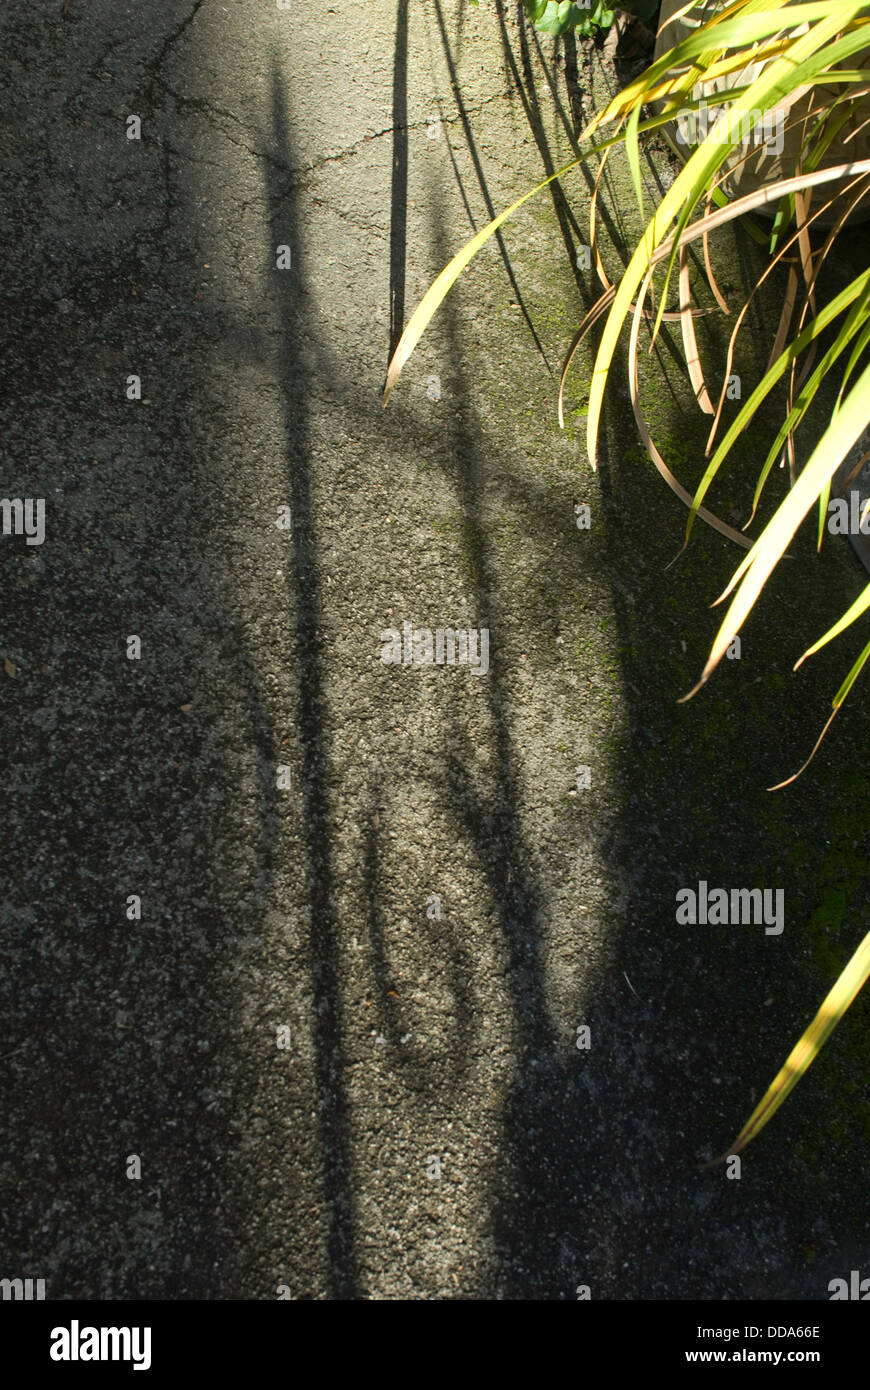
[2,0,869,1299]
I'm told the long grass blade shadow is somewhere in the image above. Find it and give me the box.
[432,0,551,372]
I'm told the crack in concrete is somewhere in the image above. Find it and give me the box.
[144,0,206,105]
[62,4,206,126]
[155,78,510,186]
[309,198,389,241]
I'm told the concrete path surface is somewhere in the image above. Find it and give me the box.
[2,0,869,1299]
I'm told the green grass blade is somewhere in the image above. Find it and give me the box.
[835,316,870,411]
[829,634,870,708]
[681,356,870,696]
[590,4,867,135]
[707,928,870,1162]
[684,269,870,542]
[795,580,870,666]
[382,154,584,406]
[586,6,867,467]
[749,288,870,527]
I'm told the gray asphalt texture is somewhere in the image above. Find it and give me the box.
[1,0,869,1300]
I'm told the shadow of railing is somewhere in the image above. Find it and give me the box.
[262,66,359,1298]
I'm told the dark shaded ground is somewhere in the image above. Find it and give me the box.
[1,0,869,1299]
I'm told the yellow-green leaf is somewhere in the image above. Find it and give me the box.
[682,355,870,698]
[707,928,870,1163]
